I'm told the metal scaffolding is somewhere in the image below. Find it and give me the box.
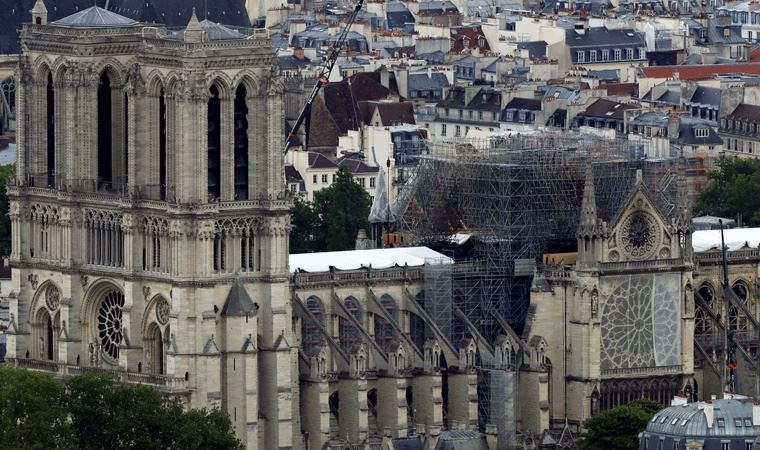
[398,133,681,344]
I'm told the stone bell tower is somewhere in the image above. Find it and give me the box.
[7,4,297,448]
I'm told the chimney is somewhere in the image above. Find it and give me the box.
[380,67,390,89]
[668,113,681,140]
[294,47,305,60]
[574,19,588,35]
[428,67,433,78]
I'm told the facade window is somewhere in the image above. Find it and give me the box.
[455,125,461,137]
[445,108,450,117]
[614,49,621,60]
[492,112,498,120]
[590,50,597,62]
[626,48,634,59]
[577,51,585,63]
[312,174,317,184]
[358,177,366,188]
[695,128,709,138]
[441,124,447,136]
[332,174,337,183]
[602,49,609,61]
[290,184,297,193]
[322,174,328,184]
[458,109,463,119]
[469,110,474,119]
[370,177,375,188]
[640,48,646,59]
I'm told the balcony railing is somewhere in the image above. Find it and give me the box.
[6,358,189,392]
[601,364,683,377]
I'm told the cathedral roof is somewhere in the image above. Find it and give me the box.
[198,19,245,40]
[220,281,257,317]
[52,6,138,27]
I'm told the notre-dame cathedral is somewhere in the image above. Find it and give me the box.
[6,2,749,450]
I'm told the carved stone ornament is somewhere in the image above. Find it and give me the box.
[156,298,170,326]
[45,284,61,311]
[620,211,659,260]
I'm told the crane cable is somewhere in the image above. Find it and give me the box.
[284,0,366,154]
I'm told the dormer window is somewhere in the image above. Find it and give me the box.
[614,49,622,60]
[724,28,731,38]
[577,51,585,63]
[478,37,485,47]
[463,37,470,47]
[695,127,709,138]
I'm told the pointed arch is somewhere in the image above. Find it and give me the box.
[207,83,222,201]
[233,83,249,200]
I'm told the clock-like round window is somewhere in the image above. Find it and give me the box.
[156,298,170,325]
[97,290,125,362]
[621,212,658,259]
[45,284,61,311]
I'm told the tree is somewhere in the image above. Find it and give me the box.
[291,166,372,252]
[0,368,242,450]
[696,157,760,225]
[290,197,317,253]
[0,365,74,449]
[577,400,660,450]
[66,372,243,450]
[313,166,372,251]
[0,164,15,255]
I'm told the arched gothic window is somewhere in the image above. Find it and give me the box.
[698,284,715,306]
[695,307,711,335]
[339,296,362,353]
[207,85,221,201]
[233,85,249,200]
[302,296,325,355]
[45,73,55,186]
[374,295,397,353]
[97,72,113,187]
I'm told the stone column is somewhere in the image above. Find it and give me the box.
[249,93,265,199]
[375,376,409,438]
[446,370,478,428]
[300,379,330,449]
[266,80,285,196]
[15,59,32,179]
[412,373,443,429]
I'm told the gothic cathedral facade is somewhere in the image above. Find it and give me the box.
[7,4,296,449]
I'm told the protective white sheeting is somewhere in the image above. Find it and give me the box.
[289,247,453,273]
[693,228,760,252]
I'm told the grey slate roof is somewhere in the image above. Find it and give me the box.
[517,40,548,59]
[198,19,245,40]
[689,86,721,107]
[644,398,759,439]
[53,5,138,27]
[408,72,449,91]
[220,281,257,317]
[566,27,646,48]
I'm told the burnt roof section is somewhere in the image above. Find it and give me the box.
[220,281,257,317]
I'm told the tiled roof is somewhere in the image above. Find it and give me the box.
[408,72,449,91]
[726,104,760,121]
[504,97,541,111]
[640,63,760,80]
[451,25,490,53]
[577,98,636,119]
[308,152,339,169]
[375,102,416,126]
[602,83,637,97]
[337,156,379,174]
[285,165,303,183]
[566,27,645,48]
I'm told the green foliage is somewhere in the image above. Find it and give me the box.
[0,164,15,255]
[0,365,74,449]
[696,157,760,225]
[0,368,242,450]
[577,400,660,450]
[290,166,372,252]
[290,197,317,253]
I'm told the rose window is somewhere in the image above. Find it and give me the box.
[97,290,125,361]
[45,284,61,311]
[620,212,658,259]
[156,298,170,325]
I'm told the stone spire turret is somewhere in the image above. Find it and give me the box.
[30,0,48,25]
[578,165,599,238]
[184,8,205,43]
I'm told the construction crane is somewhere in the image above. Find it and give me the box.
[283,0,365,154]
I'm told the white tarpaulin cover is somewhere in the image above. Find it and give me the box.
[693,228,760,252]
[289,247,453,273]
